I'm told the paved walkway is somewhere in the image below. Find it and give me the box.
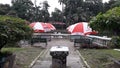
[32,38,85,68]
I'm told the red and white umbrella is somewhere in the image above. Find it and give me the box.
[29,22,48,33]
[45,23,56,30]
[67,22,96,35]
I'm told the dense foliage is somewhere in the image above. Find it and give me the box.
[51,8,64,22]
[110,36,120,48]
[59,0,104,25]
[90,7,120,36]
[11,0,34,21]
[0,15,33,50]
[0,0,120,25]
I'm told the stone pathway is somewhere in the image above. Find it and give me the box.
[32,38,85,68]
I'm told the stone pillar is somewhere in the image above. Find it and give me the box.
[50,46,69,68]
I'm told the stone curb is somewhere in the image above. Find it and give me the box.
[77,50,91,68]
[114,49,120,51]
[39,48,49,60]
[29,48,49,68]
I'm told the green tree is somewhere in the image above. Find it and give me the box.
[90,7,120,36]
[103,0,116,13]
[0,4,11,15]
[0,15,33,50]
[0,4,18,17]
[111,0,120,7]
[30,6,43,22]
[11,0,34,21]
[51,8,64,22]
[58,0,104,25]
[59,0,84,25]
[84,0,103,15]
[41,1,50,22]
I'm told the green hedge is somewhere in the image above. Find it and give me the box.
[0,15,33,50]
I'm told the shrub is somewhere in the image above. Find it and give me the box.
[110,36,120,48]
[0,15,33,50]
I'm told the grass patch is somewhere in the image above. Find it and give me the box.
[1,47,24,52]
[0,47,25,57]
[15,47,44,68]
[1,47,44,68]
[79,49,120,68]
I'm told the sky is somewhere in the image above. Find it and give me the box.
[0,0,109,14]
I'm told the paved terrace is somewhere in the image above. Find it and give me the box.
[31,38,85,68]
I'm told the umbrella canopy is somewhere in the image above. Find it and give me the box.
[67,22,96,35]
[29,22,49,33]
[45,23,56,30]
